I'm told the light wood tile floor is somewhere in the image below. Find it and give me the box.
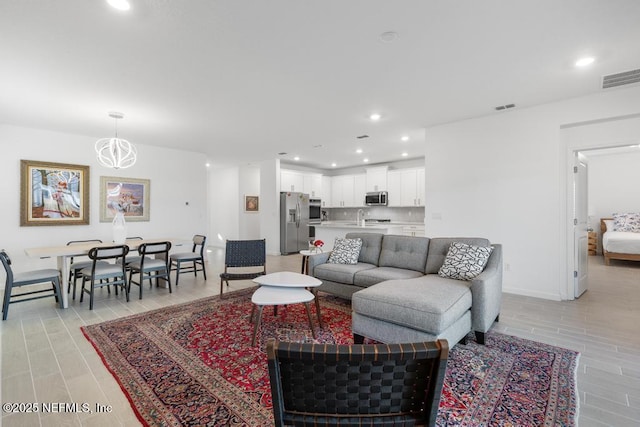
[1,250,639,426]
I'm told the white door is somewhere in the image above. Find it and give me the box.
[574,154,589,298]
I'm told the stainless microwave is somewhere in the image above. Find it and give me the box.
[365,191,388,206]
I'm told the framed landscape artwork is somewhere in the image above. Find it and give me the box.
[20,160,90,226]
[100,176,150,222]
[245,195,259,212]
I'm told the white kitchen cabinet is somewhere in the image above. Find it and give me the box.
[386,168,425,207]
[331,175,353,207]
[353,174,366,207]
[280,170,304,192]
[416,168,425,206]
[365,166,388,192]
[329,174,366,207]
[386,170,403,207]
[321,175,332,207]
[281,170,325,198]
[303,173,322,198]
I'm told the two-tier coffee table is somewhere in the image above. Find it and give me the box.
[251,271,322,346]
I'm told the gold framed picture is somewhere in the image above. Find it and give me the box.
[100,176,150,222]
[20,160,90,226]
[245,195,259,212]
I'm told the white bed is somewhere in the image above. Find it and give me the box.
[600,218,640,265]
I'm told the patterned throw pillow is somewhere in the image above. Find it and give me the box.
[438,242,494,281]
[613,212,640,232]
[327,238,363,265]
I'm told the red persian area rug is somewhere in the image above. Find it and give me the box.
[82,287,579,426]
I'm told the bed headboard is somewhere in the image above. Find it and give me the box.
[600,217,612,234]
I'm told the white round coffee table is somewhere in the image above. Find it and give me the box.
[251,272,323,346]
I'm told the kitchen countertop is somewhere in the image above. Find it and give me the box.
[317,221,424,228]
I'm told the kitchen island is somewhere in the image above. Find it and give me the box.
[314,221,413,250]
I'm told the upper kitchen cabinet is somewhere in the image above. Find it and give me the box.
[387,167,425,207]
[281,170,323,198]
[330,174,366,207]
[353,174,366,206]
[303,173,322,198]
[321,176,331,207]
[281,170,304,192]
[365,166,388,192]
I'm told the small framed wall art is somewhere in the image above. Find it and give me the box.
[245,195,259,212]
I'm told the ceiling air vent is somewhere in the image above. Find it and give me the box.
[495,103,516,111]
[602,68,640,89]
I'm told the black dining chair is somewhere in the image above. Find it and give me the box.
[117,236,144,269]
[1,250,62,320]
[267,339,449,427]
[66,239,106,301]
[219,239,266,297]
[79,245,130,310]
[128,241,172,299]
[170,235,207,286]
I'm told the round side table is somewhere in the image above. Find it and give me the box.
[299,249,319,275]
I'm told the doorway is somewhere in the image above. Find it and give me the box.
[561,114,640,300]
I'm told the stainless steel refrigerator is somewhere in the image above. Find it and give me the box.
[280,192,310,254]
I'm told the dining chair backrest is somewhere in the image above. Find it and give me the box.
[67,239,103,261]
[138,242,172,258]
[224,239,266,268]
[88,245,129,262]
[192,235,206,255]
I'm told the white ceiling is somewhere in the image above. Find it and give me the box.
[1,0,640,170]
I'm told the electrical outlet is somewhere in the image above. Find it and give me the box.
[504,263,510,272]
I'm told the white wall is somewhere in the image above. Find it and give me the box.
[587,150,640,230]
[239,165,261,240]
[260,159,281,255]
[208,164,263,248]
[0,124,208,272]
[425,85,640,301]
[209,166,240,248]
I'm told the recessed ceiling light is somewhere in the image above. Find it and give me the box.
[401,152,408,157]
[107,0,131,11]
[356,148,363,154]
[369,113,381,121]
[205,162,211,167]
[331,163,337,167]
[363,158,369,163]
[293,156,300,161]
[401,135,409,142]
[575,56,595,67]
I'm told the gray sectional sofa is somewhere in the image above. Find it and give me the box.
[307,232,503,346]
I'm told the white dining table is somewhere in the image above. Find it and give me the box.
[24,238,184,309]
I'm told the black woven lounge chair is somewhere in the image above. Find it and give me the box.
[266,339,449,426]
[219,239,266,296]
